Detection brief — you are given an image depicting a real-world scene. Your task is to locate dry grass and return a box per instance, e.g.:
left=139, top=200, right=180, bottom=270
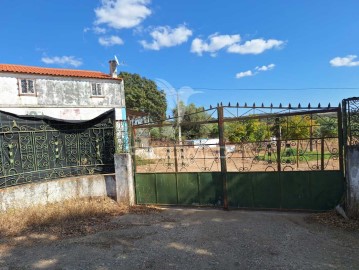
left=306, top=210, right=359, bottom=231
left=0, top=197, right=161, bottom=239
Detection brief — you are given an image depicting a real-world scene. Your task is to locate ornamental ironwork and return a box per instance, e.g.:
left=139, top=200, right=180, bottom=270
left=0, top=110, right=115, bottom=188
left=132, top=104, right=342, bottom=173
left=344, top=97, right=359, bottom=146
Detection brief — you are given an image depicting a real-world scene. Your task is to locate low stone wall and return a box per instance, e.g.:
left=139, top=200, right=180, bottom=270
left=0, top=175, right=116, bottom=211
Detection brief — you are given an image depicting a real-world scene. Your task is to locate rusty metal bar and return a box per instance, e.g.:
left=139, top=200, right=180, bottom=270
left=321, top=137, right=325, bottom=170
left=217, top=106, right=228, bottom=209
left=132, top=108, right=339, bottom=129
left=337, top=106, right=344, bottom=174
left=174, top=145, right=179, bottom=173
left=275, top=117, right=282, bottom=172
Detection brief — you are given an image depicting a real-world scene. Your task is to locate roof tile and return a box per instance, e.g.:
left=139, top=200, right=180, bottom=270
left=0, top=64, right=121, bottom=80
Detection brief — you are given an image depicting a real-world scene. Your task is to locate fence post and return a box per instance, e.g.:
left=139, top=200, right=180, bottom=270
left=114, top=113, right=135, bottom=206
left=217, top=106, right=228, bottom=210
left=337, top=105, right=344, bottom=175
left=341, top=100, right=350, bottom=211
left=275, top=117, right=281, bottom=172
left=320, top=137, right=325, bottom=170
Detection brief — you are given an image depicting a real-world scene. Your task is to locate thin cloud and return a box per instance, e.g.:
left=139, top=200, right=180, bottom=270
left=98, top=35, right=124, bottom=46
left=228, top=39, right=284, bottom=54
left=255, top=63, right=275, bottom=71
left=41, top=56, right=83, bottom=67
left=236, top=63, right=276, bottom=79
left=140, top=25, right=192, bottom=50
left=93, top=26, right=107, bottom=34
left=95, top=0, right=151, bottom=30
left=83, top=26, right=107, bottom=34
left=236, top=70, right=254, bottom=79
left=330, top=55, right=359, bottom=67
left=191, top=34, right=241, bottom=56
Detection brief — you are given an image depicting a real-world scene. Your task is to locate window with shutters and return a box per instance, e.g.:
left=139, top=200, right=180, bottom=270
left=18, top=79, right=36, bottom=95
left=91, top=83, right=103, bottom=96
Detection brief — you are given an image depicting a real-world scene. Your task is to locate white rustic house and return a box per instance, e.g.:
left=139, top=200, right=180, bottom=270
left=0, top=61, right=125, bottom=121
left=0, top=61, right=133, bottom=210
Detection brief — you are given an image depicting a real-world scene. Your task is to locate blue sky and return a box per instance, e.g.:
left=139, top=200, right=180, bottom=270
left=1, top=0, right=359, bottom=111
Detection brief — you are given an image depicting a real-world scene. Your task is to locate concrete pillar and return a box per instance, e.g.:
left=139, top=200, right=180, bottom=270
left=114, top=153, right=135, bottom=206
left=347, top=146, right=359, bottom=216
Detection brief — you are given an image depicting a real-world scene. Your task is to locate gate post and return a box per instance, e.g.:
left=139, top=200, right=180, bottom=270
left=342, top=98, right=359, bottom=217
left=275, top=117, right=281, bottom=172
left=114, top=153, right=135, bottom=205
left=114, top=114, right=135, bottom=206
left=337, top=105, right=344, bottom=175
left=217, top=106, right=228, bottom=209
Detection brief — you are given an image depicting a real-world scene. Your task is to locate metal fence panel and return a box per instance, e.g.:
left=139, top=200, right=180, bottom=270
left=0, top=110, right=115, bottom=188
left=132, top=104, right=344, bottom=210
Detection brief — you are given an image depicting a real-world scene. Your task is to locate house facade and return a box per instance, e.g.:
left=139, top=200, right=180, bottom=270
left=0, top=62, right=125, bottom=121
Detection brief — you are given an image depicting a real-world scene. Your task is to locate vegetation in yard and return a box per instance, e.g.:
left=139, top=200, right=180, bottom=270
left=306, top=210, right=359, bottom=231
left=120, top=71, right=167, bottom=121
left=0, top=197, right=161, bottom=239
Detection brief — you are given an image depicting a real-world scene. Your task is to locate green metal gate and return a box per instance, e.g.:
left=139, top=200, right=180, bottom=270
left=132, top=103, right=344, bottom=211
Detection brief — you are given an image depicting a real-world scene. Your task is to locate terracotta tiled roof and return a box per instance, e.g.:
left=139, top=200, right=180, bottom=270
left=0, top=64, right=121, bottom=80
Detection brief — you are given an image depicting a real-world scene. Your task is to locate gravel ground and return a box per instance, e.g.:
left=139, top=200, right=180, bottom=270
left=1, top=208, right=359, bottom=270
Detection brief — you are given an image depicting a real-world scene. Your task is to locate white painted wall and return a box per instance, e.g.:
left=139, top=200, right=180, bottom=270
left=0, top=73, right=125, bottom=120
left=0, top=175, right=116, bottom=211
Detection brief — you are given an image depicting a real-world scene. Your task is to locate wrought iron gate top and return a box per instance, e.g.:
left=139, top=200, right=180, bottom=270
left=131, top=103, right=343, bottom=174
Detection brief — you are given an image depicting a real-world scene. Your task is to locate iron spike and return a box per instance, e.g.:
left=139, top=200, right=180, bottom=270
left=279, top=103, right=282, bottom=108
left=288, top=103, right=292, bottom=109
left=327, top=103, right=331, bottom=108
left=261, top=103, right=264, bottom=108
left=298, top=103, right=301, bottom=108
left=236, top=102, right=239, bottom=107
left=220, top=102, right=223, bottom=106
left=338, top=103, right=342, bottom=108
left=228, top=102, right=231, bottom=106
left=318, top=103, right=321, bottom=108
left=253, top=102, right=256, bottom=108
left=270, top=103, right=273, bottom=108
left=308, top=103, right=311, bottom=109
left=244, top=102, right=247, bottom=107
left=210, top=105, right=212, bottom=109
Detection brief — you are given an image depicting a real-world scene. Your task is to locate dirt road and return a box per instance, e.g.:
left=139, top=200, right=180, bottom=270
left=1, top=208, right=359, bottom=269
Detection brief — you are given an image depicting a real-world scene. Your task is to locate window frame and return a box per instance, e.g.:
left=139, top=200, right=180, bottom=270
left=91, top=83, right=104, bottom=97
left=18, top=79, right=37, bottom=96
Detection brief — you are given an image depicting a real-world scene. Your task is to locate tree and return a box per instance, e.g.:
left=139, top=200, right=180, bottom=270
left=119, top=72, right=167, bottom=121
left=172, top=102, right=217, bottom=140
left=225, top=119, right=270, bottom=143
left=280, top=115, right=311, bottom=140
left=314, top=115, right=338, bottom=138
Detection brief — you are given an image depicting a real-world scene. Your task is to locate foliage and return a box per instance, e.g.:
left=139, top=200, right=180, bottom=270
left=149, top=125, right=176, bottom=141
left=172, top=102, right=217, bottom=139
left=280, top=115, right=311, bottom=140
left=119, top=72, right=167, bottom=121
left=314, top=115, right=338, bottom=138
left=225, top=119, right=270, bottom=143
left=225, top=115, right=317, bottom=142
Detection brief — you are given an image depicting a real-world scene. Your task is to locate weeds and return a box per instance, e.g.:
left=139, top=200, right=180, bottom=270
left=0, top=197, right=160, bottom=239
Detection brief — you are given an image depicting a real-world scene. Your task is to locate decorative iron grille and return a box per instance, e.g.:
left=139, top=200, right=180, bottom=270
left=344, top=97, right=359, bottom=146
left=0, top=110, right=115, bottom=188
left=132, top=104, right=342, bottom=173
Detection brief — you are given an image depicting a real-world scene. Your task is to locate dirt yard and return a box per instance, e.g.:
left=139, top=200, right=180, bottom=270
left=1, top=208, right=359, bottom=270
